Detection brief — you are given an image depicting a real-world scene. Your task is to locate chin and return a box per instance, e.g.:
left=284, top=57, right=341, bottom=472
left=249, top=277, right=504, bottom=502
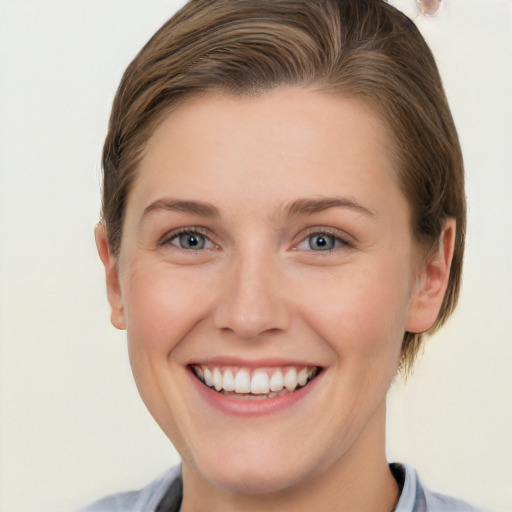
left=208, top=464, right=306, bottom=495
left=189, top=441, right=323, bottom=496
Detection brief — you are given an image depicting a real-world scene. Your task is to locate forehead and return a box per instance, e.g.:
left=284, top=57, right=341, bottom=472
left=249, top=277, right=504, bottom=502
left=128, top=89, right=406, bottom=224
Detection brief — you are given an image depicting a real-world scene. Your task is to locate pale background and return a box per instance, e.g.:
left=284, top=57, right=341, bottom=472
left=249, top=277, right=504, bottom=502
left=0, top=0, right=510, bottom=511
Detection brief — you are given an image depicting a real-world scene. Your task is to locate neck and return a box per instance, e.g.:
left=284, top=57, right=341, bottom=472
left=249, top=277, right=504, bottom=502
left=180, top=403, right=399, bottom=512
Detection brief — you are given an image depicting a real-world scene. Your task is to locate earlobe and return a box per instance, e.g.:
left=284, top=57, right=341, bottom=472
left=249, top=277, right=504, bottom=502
left=405, top=219, right=456, bottom=334
left=95, top=224, right=126, bottom=330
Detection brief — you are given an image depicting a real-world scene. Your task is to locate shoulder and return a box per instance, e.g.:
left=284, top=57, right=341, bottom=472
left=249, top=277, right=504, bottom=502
left=72, top=466, right=180, bottom=512
left=394, top=463, right=491, bottom=512
left=424, top=489, right=488, bottom=512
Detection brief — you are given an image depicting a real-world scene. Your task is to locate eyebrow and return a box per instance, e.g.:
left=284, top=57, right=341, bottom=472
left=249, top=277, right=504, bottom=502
left=281, top=196, right=375, bottom=218
left=141, top=198, right=221, bottom=220
left=140, top=195, right=374, bottom=224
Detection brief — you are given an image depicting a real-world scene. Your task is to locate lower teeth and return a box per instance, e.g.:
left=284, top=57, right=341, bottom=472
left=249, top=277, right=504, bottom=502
left=219, top=389, right=290, bottom=399
left=199, top=379, right=312, bottom=398
left=223, top=392, right=275, bottom=400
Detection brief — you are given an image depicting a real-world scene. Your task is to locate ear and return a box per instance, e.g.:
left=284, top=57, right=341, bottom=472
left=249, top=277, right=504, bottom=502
left=95, top=223, right=126, bottom=330
left=405, top=218, right=456, bottom=334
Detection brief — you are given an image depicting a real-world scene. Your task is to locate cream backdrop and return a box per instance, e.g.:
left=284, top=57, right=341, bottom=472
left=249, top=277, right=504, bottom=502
left=0, top=1, right=510, bottom=511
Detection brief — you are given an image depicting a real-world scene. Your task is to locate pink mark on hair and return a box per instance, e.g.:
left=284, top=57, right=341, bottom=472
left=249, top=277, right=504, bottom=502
left=416, top=0, right=443, bottom=17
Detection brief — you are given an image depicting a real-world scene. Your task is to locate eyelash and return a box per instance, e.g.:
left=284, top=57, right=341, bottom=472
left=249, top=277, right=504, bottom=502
left=159, top=227, right=352, bottom=253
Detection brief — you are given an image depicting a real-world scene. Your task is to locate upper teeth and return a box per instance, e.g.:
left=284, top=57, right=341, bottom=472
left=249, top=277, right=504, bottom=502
left=193, top=365, right=317, bottom=395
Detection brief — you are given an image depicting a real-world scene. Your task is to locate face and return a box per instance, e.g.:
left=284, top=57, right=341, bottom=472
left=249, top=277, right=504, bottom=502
left=98, top=89, right=450, bottom=497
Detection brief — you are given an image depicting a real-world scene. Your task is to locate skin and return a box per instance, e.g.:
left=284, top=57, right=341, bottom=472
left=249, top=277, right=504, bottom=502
left=96, top=89, right=455, bottom=512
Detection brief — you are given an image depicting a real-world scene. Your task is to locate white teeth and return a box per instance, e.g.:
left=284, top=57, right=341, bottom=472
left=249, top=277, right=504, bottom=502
left=223, top=369, right=235, bottom=391
left=297, top=367, right=308, bottom=387
left=234, top=369, right=251, bottom=393
left=195, top=366, right=204, bottom=380
left=269, top=370, right=284, bottom=392
left=283, top=368, right=297, bottom=391
left=203, top=366, right=213, bottom=387
left=251, top=370, right=270, bottom=394
left=213, top=368, right=223, bottom=391
left=194, top=365, right=317, bottom=395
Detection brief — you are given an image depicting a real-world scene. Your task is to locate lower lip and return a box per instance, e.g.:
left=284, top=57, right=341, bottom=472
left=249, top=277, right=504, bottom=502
left=188, top=368, right=322, bottom=417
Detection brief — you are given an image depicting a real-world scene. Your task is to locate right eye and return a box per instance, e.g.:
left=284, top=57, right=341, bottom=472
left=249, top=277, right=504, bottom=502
left=161, top=229, right=215, bottom=251
left=304, top=233, right=338, bottom=251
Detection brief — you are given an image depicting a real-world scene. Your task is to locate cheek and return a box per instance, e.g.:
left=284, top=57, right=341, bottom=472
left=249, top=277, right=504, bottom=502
left=120, top=264, right=215, bottom=439
left=296, top=260, right=411, bottom=364
left=122, top=263, right=214, bottom=354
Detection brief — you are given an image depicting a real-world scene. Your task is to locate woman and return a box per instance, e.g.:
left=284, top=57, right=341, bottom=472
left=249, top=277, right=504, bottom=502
left=81, top=0, right=483, bottom=510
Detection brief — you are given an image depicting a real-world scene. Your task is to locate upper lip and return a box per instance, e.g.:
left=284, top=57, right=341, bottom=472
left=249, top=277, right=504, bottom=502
left=187, top=356, right=323, bottom=369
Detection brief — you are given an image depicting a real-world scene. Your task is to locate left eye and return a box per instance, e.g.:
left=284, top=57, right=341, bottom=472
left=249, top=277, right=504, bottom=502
left=169, top=231, right=212, bottom=250
left=297, top=232, right=343, bottom=251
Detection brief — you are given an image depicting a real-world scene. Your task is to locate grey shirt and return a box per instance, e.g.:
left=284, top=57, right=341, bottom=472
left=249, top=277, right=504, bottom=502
left=74, top=463, right=487, bottom=512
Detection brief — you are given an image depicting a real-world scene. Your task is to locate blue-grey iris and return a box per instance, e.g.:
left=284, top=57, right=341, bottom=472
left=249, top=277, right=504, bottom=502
left=308, top=234, right=335, bottom=251
left=179, top=232, right=205, bottom=250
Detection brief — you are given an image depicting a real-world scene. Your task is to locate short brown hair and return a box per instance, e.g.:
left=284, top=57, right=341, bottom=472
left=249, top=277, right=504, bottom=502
left=101, top=0, right=465, bottom=372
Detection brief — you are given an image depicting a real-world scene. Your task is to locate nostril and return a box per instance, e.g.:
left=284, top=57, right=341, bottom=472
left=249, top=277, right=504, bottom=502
left=213, top=301, right=290, bottom=339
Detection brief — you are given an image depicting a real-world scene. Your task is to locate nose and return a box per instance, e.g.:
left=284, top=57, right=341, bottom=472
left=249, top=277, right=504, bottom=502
left=212, top=250, right=291, bottom=339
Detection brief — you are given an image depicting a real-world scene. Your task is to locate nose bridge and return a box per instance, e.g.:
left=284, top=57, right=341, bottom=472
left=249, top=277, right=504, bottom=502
left=213, top=245, right=289, bottom=338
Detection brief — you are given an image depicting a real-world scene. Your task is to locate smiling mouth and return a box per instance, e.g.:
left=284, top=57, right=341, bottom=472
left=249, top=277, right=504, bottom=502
left=191, top=365, right=320, bottom=399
